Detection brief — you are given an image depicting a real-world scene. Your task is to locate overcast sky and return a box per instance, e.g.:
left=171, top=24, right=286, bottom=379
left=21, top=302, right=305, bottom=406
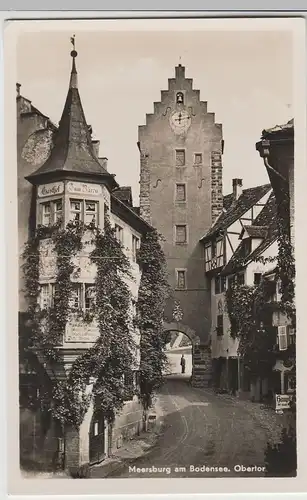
left=17, top=28, right=293, bottom=205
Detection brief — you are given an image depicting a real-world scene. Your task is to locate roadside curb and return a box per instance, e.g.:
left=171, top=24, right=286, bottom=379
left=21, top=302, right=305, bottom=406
left=90, top=395, right=165, bottom=478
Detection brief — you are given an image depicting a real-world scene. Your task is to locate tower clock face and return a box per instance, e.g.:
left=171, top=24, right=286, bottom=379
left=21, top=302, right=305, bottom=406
left=169, top=110, right=191, bottom=134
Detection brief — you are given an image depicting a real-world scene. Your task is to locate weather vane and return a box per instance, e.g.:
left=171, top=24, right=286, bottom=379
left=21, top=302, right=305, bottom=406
left=70, top=34, right=77, bottom=58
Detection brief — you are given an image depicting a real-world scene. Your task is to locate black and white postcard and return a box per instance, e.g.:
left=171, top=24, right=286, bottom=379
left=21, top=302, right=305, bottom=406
left=4, top=16, right=307, bottom=497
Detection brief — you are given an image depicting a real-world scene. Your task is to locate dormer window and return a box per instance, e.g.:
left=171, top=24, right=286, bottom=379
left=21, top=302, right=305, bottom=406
left=40, top=199, right=62, bottom=226
left=176, top=92, right=184, bottom=104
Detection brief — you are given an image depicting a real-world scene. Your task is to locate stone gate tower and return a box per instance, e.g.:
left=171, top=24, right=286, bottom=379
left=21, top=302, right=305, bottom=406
left=138, top=64, right=224, bottom=383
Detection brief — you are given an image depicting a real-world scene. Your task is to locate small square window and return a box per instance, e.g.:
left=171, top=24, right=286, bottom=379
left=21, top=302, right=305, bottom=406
left=85, top=201, right=98, bottom=224
left=176, top=270, right=186, bottom=289
left=132, top=235, right=140, bottom=262
left=69, top=284, right=81, bottom=310
left=216, top=314, right=223, bottom=335
left=237, top=273, right=245, bottom=286
left=176, top=184, right=186, bottom=202
left=176, top=149, right=185, bottom=166
left=175, top=225, right=187, bottom=244
left=115, top=224, right=124, bottom=244
left=254, top=273, right=262, bottom=286
left=85, top=285, right=95, bottom=310
left=70, top=200, right=82, bottom=221
left=40, top=284, right=50, bottom=309
left=194, top=153, right=202, bottom=165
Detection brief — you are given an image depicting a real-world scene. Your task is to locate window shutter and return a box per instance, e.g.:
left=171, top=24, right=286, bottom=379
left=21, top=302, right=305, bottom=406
left=278, top=325, right=288, bottom=351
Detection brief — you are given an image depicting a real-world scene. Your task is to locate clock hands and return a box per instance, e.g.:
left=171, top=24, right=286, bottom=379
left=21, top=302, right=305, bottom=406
left=174, top=112, right=191, bottom=124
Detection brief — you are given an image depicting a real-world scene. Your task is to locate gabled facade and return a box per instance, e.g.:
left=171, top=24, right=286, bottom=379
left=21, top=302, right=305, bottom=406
left=200, top=179, right=279, bottom=396
left=18, top=47, right=153, bottom=474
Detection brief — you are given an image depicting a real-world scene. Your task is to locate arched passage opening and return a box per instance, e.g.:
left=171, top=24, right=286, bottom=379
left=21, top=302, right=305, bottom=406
left=163, top=321, right=200, bottom=378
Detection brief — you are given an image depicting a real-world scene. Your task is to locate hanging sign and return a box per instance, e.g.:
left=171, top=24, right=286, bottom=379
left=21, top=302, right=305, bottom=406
left=275, top=394, right=293, bottom=411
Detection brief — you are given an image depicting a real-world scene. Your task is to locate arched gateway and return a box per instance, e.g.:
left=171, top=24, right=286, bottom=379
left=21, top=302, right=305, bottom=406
left=163, top=322, right=212, bottom=387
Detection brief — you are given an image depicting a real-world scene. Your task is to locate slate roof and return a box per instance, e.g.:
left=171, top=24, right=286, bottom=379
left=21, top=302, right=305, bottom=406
left=200, top=183, right=272, bottom=242
left=113, top=186, right=133, bottom=206
left=242, top=225, right=269, bottom=239
left=26, top=53, right=117, bottom=189
left=221, top=192, right=277, bottom=276
left=261, top=118, right=294, bottom=139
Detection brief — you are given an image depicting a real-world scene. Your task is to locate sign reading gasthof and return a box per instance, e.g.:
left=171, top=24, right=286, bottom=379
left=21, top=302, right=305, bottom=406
left=67, top=181, right=102, bottom=196
left=38, top=182, right=64, bottom=198
left=275, top=394, right=293, bottom=411
left=65, top=320, right=99, bottom=343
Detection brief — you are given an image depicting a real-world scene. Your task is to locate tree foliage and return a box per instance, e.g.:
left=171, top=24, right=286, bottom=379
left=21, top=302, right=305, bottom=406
left=136, top=230, right=170, bottom=409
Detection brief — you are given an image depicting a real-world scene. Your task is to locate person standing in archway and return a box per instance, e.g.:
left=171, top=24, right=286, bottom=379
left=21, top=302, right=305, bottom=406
left=180, top=354, right=186, bottom=374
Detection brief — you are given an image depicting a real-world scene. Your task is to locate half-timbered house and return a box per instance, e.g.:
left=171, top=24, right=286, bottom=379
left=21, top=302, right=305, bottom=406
left=200, top=179, right=279, bottom=397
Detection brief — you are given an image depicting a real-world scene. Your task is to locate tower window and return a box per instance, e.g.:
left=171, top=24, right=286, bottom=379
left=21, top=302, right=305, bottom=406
left=176, top=92, right=184, bottom=104
left=70, top=199, right=99, bottom=225
left=85, top=285, right=96, bottom=310
left=40, top=199, right=62, bottom=226
left=194, top=153, right=203, bottom=165
left=176, top=184, right=186, bottom=202
left=175, top=225, right=187, bottom=244
left=85, top=201, right=98, bottom=224
left=176, top=269, right=187, bottom=289
left=176, top=149, right=185, bottom=166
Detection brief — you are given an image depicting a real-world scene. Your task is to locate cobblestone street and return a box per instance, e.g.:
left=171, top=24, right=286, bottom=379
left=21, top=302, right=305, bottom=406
left=91, top=374, right=286, bottom=479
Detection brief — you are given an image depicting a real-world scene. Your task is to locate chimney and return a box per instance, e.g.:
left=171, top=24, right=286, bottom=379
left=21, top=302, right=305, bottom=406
left=91, top=140, right=100, bottom=157
left=99, top=157, right=108, bottom=171
left=232, top=178, right=243, bottom=200
left=16, top=83, right=21, bottom=97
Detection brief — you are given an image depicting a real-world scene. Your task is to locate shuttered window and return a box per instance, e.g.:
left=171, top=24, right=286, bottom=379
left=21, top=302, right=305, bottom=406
left=277, top=326, right=288, bottom=351
left=176, top=149, right=185, bottom=166
left=176, top=184, right=186, bottom=202
left=175, top=225, right=187, bottom=244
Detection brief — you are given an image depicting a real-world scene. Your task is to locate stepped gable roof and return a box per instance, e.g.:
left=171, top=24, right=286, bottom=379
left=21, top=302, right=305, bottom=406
left=221, top=192, right=277, bottom=276
left=200, top=183, right=272, bottom=242
left=26, top=43, right=117, bottom=190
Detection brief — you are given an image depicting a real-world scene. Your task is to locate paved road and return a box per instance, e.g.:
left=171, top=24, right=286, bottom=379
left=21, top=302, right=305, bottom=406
left=111, top=374, right=273, bottom=478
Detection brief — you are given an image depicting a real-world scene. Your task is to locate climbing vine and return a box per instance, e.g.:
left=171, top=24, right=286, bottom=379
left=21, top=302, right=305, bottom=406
left=22, top=217, right=136, bottom=428
left=136, top=230, right=170, bottom=409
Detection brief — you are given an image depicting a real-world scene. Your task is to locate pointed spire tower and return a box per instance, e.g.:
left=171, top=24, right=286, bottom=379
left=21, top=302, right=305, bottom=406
left=27, top=37, right=117, bottom=190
